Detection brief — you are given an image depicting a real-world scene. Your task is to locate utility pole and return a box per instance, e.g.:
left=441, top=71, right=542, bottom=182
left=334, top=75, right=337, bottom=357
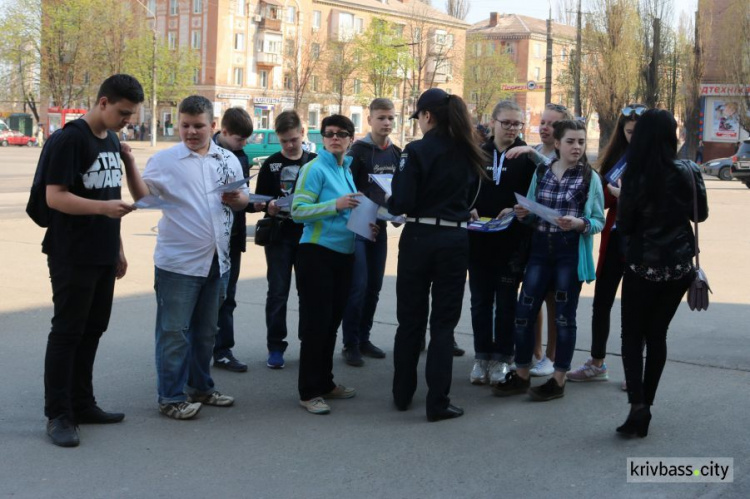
left=574, top=0, right=582, bottom=118
left=545, top=4, right=553, bottom=105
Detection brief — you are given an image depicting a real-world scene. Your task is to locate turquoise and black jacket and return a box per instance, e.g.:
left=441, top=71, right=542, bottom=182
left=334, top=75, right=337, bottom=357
left=292, top=148, right=357, bottom=254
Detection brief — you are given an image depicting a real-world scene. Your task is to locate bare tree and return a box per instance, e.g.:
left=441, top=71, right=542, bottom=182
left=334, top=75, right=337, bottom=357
left=445, top=0, right=470, bottom=21
left=463, top=34, right=517, bottom=121
left=284, top=31, right=324, bottom=109
left=326, top=37, right=362, bottom=112
left=555, top=0, right=578, bottom=26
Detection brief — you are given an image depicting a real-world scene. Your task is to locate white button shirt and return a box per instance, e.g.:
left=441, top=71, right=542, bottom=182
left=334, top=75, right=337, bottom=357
left=143, top=141, right=248, bottom=277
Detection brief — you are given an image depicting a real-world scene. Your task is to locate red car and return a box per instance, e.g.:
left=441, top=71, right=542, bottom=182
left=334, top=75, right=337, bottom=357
left=0, top=130, right=37, bottom=147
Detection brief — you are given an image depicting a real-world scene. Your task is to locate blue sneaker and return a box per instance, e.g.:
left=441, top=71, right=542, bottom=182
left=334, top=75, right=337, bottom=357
left=267, top=350, right=285, bottom=369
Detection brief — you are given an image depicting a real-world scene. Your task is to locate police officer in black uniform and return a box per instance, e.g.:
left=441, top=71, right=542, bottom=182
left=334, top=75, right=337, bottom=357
left=388, top=88, right=488, bottom=422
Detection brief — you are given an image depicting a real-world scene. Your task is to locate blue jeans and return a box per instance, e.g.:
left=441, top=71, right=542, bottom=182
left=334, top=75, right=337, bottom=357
left=154, top=257, right=228, bottom=404
left=264, top=234, right=299, bottom=353
left=342, top=230, right=387, bottom=347
left=514, top=231, right=582, bottom=372
left=215, top=248, right=241, bottom=358
left=468, top=258, right=518, bottom=362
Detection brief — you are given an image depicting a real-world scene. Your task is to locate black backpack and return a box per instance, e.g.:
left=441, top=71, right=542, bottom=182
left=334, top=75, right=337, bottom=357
left=25, top=123, right=105, bottom=227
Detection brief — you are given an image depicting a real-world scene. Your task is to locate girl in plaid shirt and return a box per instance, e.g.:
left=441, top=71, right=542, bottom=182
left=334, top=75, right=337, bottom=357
left=493, top=120, right=604, bottom=402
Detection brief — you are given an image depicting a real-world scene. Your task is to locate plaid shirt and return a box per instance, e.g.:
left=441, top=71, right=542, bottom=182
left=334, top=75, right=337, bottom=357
left=535, top=162, right=591, bottom=233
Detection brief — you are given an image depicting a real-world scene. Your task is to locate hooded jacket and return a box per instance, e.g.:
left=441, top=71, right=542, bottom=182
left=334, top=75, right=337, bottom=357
left=348, top=133, right=402, bottom=203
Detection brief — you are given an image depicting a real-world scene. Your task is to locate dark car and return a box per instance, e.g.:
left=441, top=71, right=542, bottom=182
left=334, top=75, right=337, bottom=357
left=730, top=140, right=750, bottom=188
left=701, top=157, right=734, bottom=181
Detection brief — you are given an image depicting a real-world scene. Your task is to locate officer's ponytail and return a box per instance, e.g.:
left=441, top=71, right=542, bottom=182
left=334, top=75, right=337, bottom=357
left=426, top=94, right=489, bottom=178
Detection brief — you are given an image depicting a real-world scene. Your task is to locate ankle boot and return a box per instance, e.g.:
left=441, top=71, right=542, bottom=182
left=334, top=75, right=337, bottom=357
left=616, top=407, right=652, bottom=438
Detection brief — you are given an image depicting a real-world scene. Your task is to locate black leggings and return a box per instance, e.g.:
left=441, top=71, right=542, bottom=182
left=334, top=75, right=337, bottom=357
left=620, top=269, right=691, bottom=406
left=590, top=230, right=625, bottom=359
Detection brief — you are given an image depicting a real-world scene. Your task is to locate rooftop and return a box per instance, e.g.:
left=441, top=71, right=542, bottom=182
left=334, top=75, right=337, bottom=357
left=313, top=0, right=471, bottom=29
left=469, top=12, right=577, bottom=40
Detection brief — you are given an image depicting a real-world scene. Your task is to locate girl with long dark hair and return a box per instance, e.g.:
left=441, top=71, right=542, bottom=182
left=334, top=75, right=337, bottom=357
left=616, top=109, right=707, bottom=437
left=388, top=88, right=487, bottom=422
left=493, top=120, right=604, bottom=402
left=567, top=105, right=644, bottom=384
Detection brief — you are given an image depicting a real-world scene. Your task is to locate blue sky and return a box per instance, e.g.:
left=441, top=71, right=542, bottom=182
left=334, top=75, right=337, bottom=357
left=457, top=0, right=697, bottom=26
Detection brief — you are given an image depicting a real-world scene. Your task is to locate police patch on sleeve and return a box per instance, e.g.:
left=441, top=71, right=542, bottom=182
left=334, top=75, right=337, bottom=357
left=399, top=153, right=407, bottom=171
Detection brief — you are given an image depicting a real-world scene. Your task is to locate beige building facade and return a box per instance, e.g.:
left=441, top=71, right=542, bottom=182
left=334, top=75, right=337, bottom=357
left=143, top=0, right=468, bottom=140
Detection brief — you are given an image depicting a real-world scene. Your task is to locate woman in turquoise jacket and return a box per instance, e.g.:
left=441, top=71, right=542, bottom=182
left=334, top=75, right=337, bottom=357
left=292, top=114, right=377, bottom=415
left=493, top=119, right=604, bottom=402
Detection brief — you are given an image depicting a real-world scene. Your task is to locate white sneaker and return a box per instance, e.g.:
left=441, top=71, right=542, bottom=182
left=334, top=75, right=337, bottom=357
left=470, top=360, right=489, bottom=385
left=566, top=358, right=609, bottom=382
left=488, top=361, right=512, bottom=386
left=530, top=355, right=554, bottom=377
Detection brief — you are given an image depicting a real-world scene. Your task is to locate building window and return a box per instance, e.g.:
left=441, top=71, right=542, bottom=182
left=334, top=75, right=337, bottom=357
left=311, top=43, right=320, bottom=60
left=534, top=67, right=541, bottom=80
left=237, top=0, right=246, bottom=16
left=310, top=75, right=319, bottom=91
left=191, top=30, right=201, bottom=49
left=312, top=10, right=321, bottom=30
left=269, top=41, right=281, bottom=53
left=392, top=85, right=400, bottom=99
left=193, top=68, right=200, bottom=84
left=535, top=43, right=542, bottom=58
left=339, top=12, right=354, bottom=40
left=561, top=47, right=567, bottom=61
left=354, top=17, right=364, bottom=34
left=353, top=79, right=361, bottom=94
left=170, top=0, right=178, bottom=16
left=193, top=0, right=202, bottom=14
left=351, top=111, right=362, bottom=132
left=287, top=6, right=296, bottom=23
left=284, top=74, right=293, bottom=90
left=168, top=32, right=177, bottom=49
left=259, top=70, right=268, bottom=89
left=308, top=109, right=319, bottom=128
left=413, top=27, right=421, bottom=42
left=234, top=67, right=244, bottom=86
left=234, top=33, right=245, bottom=51
left=147, top=0, right=156, bottom=16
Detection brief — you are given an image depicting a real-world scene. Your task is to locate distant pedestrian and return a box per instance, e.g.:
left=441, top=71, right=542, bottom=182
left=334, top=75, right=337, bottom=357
left=36, top=123, right=45, bottom=147
left=695, top=140, right=704, bottom=164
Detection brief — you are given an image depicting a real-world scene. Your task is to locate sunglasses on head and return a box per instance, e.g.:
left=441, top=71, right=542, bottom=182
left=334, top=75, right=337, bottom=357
left=622, top=105, right=647, bottom=117
left=547, top=104, right=568, bottom=113
left=322, top=131, right=352, bottom=139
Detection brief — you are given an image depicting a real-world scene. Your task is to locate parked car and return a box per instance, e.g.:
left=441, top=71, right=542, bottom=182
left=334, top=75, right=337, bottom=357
left=243, top=129, right=281, bottom=163
left=730, top=139, right=750, bottom=189
left=0, top=130, right=37, bottom=147
left=701, top=157, right=734, bottom=181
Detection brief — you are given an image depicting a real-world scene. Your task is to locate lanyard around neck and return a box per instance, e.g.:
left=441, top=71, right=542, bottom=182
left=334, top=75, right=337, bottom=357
left=493, top=149, right=506, bottom=186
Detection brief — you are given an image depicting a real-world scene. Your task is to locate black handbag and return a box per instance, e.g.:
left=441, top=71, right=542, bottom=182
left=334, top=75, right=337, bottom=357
left=686, top=164, right=711, bottom=311
left=254, top=217, right=281, bottom=247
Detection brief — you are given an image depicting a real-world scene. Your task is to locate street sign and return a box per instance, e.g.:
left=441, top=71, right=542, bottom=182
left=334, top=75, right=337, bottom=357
left=527, top=80, right=537, bottom=90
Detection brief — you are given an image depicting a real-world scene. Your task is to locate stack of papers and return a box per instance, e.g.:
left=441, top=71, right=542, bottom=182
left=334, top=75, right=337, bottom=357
left=468, top=212, right=514, bottom=232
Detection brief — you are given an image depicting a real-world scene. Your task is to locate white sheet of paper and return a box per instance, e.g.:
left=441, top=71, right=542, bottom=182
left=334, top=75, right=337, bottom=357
left=369, top=174, right=393, bottom=197
left=376, top=206, right=405, bottom=224
left=346, top=195, right=379, bottom=241
left=275, top=194, right=294, bottom=211
left=208, top=175, right=256, bottom=194
left=248, top=193, right=274, bottom=203
left=514, top=192, right=562, bottom=227
left=134, top=195, right=177, bottom=210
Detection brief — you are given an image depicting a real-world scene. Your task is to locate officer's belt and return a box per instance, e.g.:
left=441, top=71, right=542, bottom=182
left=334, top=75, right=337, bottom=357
left=405, top=217, right=468, bottom=229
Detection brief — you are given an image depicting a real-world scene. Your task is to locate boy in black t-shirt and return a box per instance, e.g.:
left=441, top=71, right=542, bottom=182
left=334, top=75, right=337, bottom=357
left=255, top=111, right=316, bottom=369
left=42, top=74, right=149, bottom=448
left=211, top=108, right=254, bottom=373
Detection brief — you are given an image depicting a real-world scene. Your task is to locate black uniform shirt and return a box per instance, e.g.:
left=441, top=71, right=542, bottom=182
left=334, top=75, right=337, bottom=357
left=388, top=128, right=477, bottom=221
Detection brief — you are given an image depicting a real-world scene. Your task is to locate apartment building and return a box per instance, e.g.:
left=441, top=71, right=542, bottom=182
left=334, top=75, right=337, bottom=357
left=143, top=0, right=468, bottom=138
left=468, top=12, right=576, bottom=143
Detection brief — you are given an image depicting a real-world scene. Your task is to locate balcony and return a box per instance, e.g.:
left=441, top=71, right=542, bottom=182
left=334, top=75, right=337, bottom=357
left=256, top=52, right=281, bottom=66
left=259, top=17, right=281, bottom=32
left=426, top=71, right=451, bottom=84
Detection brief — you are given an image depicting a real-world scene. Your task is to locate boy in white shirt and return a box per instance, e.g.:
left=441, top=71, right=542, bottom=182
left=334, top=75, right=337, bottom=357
left=137, top=96, right=249, bottom=419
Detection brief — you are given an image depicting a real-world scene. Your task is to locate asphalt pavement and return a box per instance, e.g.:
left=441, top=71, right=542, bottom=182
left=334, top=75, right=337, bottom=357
left=0, top=144, right=747, bottom=498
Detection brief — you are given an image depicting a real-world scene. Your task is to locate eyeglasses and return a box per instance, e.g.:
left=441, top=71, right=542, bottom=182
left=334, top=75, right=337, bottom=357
left=621, top=105, right=647, bottom=117
left=495, top=120, right=525, bottom=130
left=322, top=131, right=352, bottom=139
left=546, top=104, right=568, bottom=113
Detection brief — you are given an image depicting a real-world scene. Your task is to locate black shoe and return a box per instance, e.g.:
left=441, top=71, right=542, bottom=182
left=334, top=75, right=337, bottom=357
left=360, top=341, right=386, bottom=359
left=213, top=352, right=248, bottom=373
left=342, top=346, right=364, bottom=367
left=617, top=407, right=652, bottom=438
left=453, top=341, right=465, bottom=357
left=427, top=404, right=464, bottom=422
left=394, top=399, right=411, bottom=411
left=528, top=378, right=565, bottom=402
left=46, top=416, right=79, bottom=448
left=491, top=371, right=531, bottom=397
left=74, top=405, right=125, bottom=424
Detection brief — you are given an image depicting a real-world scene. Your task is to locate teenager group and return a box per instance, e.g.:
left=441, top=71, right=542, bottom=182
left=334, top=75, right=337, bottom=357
left=37, top=74, right=707, bottom=448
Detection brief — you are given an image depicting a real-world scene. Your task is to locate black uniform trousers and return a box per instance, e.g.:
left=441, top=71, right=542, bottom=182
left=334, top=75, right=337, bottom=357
left=45, top=258, right=116, bottom=419
left=393, top=223, right=468, bottom=415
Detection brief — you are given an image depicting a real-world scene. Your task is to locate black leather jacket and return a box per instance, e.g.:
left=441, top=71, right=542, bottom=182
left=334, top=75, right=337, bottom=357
left=617, top=160, right=708, bottom=266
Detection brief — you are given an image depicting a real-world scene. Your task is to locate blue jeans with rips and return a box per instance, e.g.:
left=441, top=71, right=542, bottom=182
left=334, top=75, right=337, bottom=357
left=341, top=230, right=388, bottom=347
left=514, top=231, right=582, bottom=372
left=154, top=257, right=228, bottom=404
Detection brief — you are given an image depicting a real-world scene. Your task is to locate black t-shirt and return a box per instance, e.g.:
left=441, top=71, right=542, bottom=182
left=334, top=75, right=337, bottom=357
left=256, top=151, right=316, bottom=239
left=42, top=119, right=123, bottom=266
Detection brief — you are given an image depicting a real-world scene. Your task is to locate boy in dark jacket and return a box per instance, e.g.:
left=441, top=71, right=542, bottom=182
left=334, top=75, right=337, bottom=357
left=340, top=98, right=402, bottom=366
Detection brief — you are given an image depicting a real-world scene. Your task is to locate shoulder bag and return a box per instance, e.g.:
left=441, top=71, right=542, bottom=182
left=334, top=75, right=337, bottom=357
left=686, top=163, right=711, bottom=311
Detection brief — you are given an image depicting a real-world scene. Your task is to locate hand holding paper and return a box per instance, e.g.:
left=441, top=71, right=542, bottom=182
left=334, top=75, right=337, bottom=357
left=514, top=192, right=562, bottom=227
left=346, top=195, right=379, bottom=241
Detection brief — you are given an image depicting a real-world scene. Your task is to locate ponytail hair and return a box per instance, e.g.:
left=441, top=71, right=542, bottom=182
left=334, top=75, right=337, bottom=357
left=422, top=94, right=489, bottom=178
